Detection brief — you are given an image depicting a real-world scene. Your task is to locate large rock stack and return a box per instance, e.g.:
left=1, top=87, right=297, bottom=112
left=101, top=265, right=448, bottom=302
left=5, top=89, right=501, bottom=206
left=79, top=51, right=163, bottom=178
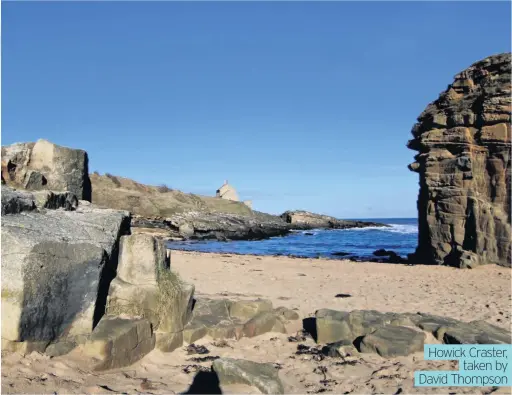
left=2, top=139, right=92, bottom=201
left=408, top=53, right=511, bottom=267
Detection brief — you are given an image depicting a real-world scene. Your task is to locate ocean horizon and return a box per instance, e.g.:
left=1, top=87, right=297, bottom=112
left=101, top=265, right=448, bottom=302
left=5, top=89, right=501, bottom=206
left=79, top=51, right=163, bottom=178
left=168, top=217, right=418, bottom=260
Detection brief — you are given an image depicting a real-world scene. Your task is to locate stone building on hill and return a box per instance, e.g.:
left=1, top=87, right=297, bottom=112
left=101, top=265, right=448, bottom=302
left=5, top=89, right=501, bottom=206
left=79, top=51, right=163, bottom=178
left=216, top=180, right=252, bottom=209
left=216, top=180, right=239, bottom=201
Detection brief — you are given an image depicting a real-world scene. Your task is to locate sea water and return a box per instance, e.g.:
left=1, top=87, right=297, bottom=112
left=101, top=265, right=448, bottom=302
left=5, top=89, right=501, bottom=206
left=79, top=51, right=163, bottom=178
left=168, top=218, right=418, bottom=260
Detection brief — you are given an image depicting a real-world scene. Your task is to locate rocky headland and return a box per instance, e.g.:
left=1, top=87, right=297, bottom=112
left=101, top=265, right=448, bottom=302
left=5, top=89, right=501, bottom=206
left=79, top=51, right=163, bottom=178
left=90, top=173, right=385, bottom=241
left=408, top=53, right=511, bottom=268
left=281, top=210, right=388, bottom=230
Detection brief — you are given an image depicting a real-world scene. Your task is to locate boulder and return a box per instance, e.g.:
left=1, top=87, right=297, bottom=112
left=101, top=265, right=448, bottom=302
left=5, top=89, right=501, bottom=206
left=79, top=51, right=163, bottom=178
left=437, top=320, right=511, bottom=345
left=243, top=312, right=277, bottom=338
left=83, top=317, right=155, bottom=371
left=322, top=340, right=360, bottom=358
left=280, top=210, right=388, bottom=230
left=1, top=196, right=130, bottom=345
left=155, top=331, right=183, bottom=353
left=313, top=309, right=512, bottom=356
left=358, top=326, right=426, bottom=357
left=2, top=139, right=92, bottom=201
left=212, top=358, right=285, bottom=394
left=106, top=234, right=195, bottom=334
left=229, top=299, right=273, bottom=320
left=407, top=53, right=511, bottom=267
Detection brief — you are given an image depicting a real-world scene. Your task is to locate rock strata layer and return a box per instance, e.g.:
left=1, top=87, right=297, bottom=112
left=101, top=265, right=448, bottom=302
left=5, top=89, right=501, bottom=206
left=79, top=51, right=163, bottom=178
left=280, top=210, right=388, bottom=230
left=408, top=53, right=511, bottom=267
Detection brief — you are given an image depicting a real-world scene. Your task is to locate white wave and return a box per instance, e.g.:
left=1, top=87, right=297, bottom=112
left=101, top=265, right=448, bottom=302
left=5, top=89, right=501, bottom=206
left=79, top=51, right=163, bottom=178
left=334, top=224, right=418, bottom=234
left=386, top=224, right=418, bottom=234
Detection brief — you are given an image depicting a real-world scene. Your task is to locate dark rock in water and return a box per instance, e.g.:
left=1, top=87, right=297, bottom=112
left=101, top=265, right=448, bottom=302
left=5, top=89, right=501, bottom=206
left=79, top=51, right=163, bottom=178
left=304, top=232, right=315, bottom=236
left=331, top=251, right=350, bottom=257
left=373, top=249, right=392, bottom=257
left=408, top=53, right=511, bottom=268
left=372, top=249, right=406, bottom=264
left=281, top=210, right=389, bottom=230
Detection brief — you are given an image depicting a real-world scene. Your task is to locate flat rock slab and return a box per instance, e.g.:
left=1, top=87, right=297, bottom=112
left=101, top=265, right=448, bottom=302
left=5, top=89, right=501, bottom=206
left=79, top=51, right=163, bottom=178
left=438, top=320, right=512, bottom=345
left=83, top=317, right=155, bottom=371
left=313, top=309, right=512, bottom=356
left=212, top=357, right=285, bottom=394
left=359, top=326, right=426, bottom=357
left=182, top=298, right=301, bottom=344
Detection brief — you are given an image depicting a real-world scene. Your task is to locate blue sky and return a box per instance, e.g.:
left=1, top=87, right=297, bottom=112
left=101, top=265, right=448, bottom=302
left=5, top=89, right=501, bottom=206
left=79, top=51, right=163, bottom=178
left=2, top=1, right=510, bottom=218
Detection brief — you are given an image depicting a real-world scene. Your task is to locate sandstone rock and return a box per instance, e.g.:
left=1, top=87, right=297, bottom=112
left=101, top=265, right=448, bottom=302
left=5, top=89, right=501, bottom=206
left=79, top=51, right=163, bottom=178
left=178, top=222, right=195, bottom=239
left=313, top=309, right=512, bottom=354
left=358, top=326, right=425, bottom=357
left=280, top=210, right=388, bottom=230
left=229, top=299, right=273, bottom=320
left=83, top=317, right=155, bottom=371
left=322, top=340, right=360, bottom=358
left=1, top=185, right=36, bottom=214
left=243, top=312, right=277, bottom=338
left=106, top=234, right=195, bottom=333
left=437, top=320, right=511, bottom=345
left=408, top=53, right=511, bottom=267
left=2, top=139, right=91, bottom=201
left=115, top=234, right=168, bottom=286
left=212, top=358, right=285, bottom=394
left=1, top=186, right=78, bottom=215
left=315, top=309, right=399, bottom=344
left=1, top=200, right=130, bottom=344
left=274, top=306, right=300, bottom=321
left=155, top=331, right=183, bottom=352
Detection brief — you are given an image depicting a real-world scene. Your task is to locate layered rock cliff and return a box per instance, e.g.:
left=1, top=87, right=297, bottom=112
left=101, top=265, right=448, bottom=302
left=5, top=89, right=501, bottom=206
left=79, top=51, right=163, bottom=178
left=408, top=53, right=511, bottom=268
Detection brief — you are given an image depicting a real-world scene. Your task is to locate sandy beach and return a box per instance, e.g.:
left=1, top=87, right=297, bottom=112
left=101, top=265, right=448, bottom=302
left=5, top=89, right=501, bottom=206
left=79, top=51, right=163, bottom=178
left=2, top=251, right=510, bottom=395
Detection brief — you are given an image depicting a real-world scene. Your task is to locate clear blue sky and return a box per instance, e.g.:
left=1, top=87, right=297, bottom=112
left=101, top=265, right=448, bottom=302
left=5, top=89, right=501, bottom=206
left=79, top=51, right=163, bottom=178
left=2, top=1, right=510, bottom=218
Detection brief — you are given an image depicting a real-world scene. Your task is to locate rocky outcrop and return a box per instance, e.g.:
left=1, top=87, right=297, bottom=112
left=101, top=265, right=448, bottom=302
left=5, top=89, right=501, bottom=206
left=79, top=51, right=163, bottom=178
left=132, top=211, right=291, bottom=241
left=315, top=309, right=511, bottom=357
left=106, top=234, right=196, bottom=353
left=82, top=316, right=156, bottom=371
left=1, top=186, right=131, bottom=349
left=280, top=210, right=388, bottom=230
left=2, top=139, right=92, bottom=201
left=182, top=298, right=302, bottom=345
left=91, top=173, right=290, bottom=241
left=408, top=53, right=511, bottom=267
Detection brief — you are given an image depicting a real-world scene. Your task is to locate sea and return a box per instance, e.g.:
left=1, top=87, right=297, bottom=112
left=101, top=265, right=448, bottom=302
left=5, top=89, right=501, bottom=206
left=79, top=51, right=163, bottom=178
left=167, top=218, right=418, bottom=261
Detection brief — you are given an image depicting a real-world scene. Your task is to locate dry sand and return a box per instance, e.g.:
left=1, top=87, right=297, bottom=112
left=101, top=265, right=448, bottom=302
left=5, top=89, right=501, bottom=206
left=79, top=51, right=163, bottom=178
left=2, top=251, right=511, bottom=394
